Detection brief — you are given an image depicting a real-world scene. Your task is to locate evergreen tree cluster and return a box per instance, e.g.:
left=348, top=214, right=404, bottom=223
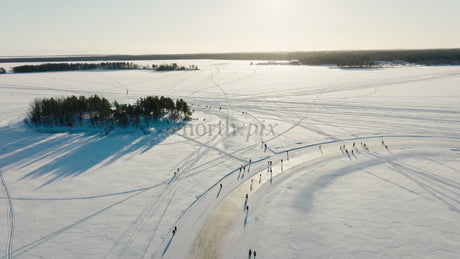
left=0, top=67, right=6, bottom=74
left=152, top=63, right=199, bottom=71
left=12, top=62, right=140, bottom=73
left=27, top=95, right=192, bottom=130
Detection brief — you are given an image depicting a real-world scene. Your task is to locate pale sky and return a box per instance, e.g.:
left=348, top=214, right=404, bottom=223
left=1, top=0, right=459, bottom=56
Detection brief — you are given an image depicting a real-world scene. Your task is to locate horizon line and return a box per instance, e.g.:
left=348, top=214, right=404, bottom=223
left=2, top=47, right=460, bottom=59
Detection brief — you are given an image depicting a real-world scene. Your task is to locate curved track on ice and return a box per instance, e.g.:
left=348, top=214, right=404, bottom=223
left=187, top=136, right=460, bottom=258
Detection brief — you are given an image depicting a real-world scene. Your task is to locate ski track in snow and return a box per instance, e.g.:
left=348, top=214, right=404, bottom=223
left=0, top=169, right=14, bottom=259
left=9, top=189, right=148, bottom=258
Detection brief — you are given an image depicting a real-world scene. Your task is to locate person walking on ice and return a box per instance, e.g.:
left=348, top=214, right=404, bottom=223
left=281, top=158, right=283, bottom=171
left=382, top=140, right=388, bottom=149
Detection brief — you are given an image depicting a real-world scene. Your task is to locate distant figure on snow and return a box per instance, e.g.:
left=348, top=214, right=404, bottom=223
left=220, top=183, right=222, bottom=189
left=254, top=251, right=257, bottom=257
left=249, top=249, right=252, bottom=257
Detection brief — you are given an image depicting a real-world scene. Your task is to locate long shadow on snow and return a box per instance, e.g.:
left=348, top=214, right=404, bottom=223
left=0, top=123, right=184, bottom=187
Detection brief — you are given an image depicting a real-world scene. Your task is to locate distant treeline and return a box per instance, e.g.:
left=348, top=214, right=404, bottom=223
left=27, top=95, right=191, bottom=130
left=11, top=62, right=199, bottom=73
left=296, top=49, right=460, bottom=66
left=2, top=49, right=460, bottom=66
left=12, top=62, right=140, bottom=73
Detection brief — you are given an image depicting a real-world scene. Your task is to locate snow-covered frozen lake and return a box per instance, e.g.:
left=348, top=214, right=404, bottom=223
left=1, top=60, right=459, bottom=258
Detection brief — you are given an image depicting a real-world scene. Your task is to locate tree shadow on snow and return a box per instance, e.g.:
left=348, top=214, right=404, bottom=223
left=0, top=123, right=185, bottom=188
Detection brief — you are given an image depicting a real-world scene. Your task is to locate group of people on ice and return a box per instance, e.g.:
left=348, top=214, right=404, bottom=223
left=340, top=140, right=389, bottom=157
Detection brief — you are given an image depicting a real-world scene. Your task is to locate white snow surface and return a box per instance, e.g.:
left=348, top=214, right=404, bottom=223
left=0, top=60, right=460, bottom=258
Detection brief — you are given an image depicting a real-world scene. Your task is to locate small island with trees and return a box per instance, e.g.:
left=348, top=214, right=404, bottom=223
left=26, top=95, right=192, bottom=134
left=11, top=62, right=199, bottom=73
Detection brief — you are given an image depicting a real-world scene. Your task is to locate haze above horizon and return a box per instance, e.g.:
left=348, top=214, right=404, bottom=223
left=2, top=0, right=459, bottom=56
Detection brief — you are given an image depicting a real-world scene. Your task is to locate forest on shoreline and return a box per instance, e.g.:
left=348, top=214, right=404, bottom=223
left=2, top=49, right=460, bottom=66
